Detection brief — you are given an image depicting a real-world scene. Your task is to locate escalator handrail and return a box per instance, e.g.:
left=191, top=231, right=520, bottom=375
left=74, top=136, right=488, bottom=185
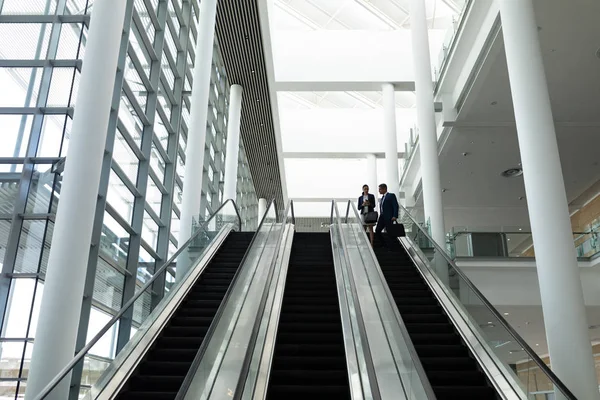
left=331, top=199, right=381, bottom=400
left=175, top=198, right=279, bottom=399
left=34, top=198, right=244, bottom=400
left=345, top=200, right=437, bottom=400
left=351, top=202, right=577, bottom=400
left=231, top=199, right=295, bottom=400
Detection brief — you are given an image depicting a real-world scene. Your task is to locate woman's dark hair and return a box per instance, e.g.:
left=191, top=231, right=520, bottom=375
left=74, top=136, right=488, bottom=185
left=362, top=184, right=369, bottom=189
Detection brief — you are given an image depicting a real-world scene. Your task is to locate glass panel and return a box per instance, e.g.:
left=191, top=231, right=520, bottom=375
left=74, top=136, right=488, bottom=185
left=47, top=67, right=77, bottom=107
left=106, top=169, right=135, bottom=224
left=150, top=143, right=166, bottom=184
left=100, top=212, right=130, bottom=271
left=124, top=54, right=148, bottom=112
left=146, top=177, right=163, bottom=216
left=142, top=211, right=159, bottom=251
left=398, top=206, right=575, bottom=399
left=154, top=116, right=169, bottom=151
left=119, top=94, right=144, bottom=149
left=1, top=0, right=58, bottom=15
left=14, top=219, right=52, bottom=274
left=112, top=129, right=140, bottom=184
left=93, top=259, right=125, bottom=312
left=37, top=114, right=68, bottom=157
left=0, top=115, right=32, bottom=157
left=0, top=23, right=51, bottom=59
left=56, top=23, right=85, bottom=59
left=0, top=67, right=43, bottom=107
left=2, top=279, right=36, bottom=337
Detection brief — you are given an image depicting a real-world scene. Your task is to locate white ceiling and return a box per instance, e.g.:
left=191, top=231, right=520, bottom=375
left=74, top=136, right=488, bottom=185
left=432, top=0, right=600, bottom=224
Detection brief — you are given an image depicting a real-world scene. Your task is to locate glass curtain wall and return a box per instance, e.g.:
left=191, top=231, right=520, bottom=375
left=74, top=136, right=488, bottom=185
left=0, top=0, right=258, bottom=398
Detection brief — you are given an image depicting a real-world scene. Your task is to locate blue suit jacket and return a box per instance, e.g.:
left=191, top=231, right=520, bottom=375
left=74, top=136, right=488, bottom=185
left=358, top=194, right=376, bottom=213
left=379, top=192, right=399, bottom=222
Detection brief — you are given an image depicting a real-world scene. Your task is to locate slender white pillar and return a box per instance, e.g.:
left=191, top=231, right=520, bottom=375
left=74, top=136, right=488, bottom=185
left=499, top=1, right=599, bottom=398
left=25, top=0, right=127, bottom=398
left=258, top=198, right=267, bottom=224
left=381, top=83, right=400, bottom=198
left=177, top=0, right=218, bottom=280
left=366, top=153, right=378, bottom=192
left=223, top=84, right=243, bottom=202
left=409, top=0, right=446, bottom=248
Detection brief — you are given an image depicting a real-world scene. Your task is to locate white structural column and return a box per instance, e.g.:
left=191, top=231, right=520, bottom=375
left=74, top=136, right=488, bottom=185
left=381, top=84, right=400, bottom=197
left=223, top=84, right=243, bottom=202
left=25, top=0, right=128, bottom=398
left=177, top=0, right=218, bottom=280
left=258, top=198, right=267, bottom=224
left=366, top=153, right=378, bottom=191
left=499, top=1, right=599, bottom=398
left=409, top=0, right=446, bottom=248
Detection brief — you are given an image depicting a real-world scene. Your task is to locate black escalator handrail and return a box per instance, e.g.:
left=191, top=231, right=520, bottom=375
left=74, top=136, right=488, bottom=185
left=356, top=203, right=578, bottom=400
left=34, top=198, right=244, bottom=400
left=345, top=200, right=437, bottom=400
left=175, top=198, right=279, bottom=400
left=231, top=199, right=294, bottom=400
left=331, top=200, right=381, bottom=400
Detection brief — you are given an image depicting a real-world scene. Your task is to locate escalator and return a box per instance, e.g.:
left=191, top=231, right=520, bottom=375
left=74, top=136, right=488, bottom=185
left=266, top=232, right=351, bottom=400
left=116, top=231, right=254, bottom=399
left=373, top=242, right=498, bottom=399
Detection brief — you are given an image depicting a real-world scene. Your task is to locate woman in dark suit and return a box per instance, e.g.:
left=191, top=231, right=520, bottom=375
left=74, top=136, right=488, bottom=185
left=358, top=184, right=376, bottom=246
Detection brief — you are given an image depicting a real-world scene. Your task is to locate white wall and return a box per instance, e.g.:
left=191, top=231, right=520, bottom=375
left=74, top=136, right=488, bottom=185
left=280, top=108, right=415, bottom=153
left=457, top=263, right=600, bottom=307
left=272, top=30, right=447, bottom=87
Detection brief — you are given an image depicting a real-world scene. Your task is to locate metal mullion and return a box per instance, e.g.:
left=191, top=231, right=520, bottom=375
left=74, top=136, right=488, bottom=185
left=116, top=119, right=145, bottom=160
left=111, top=163, right=142, bottom=198
left=127, top=47, right=154, bottom=93
left=142, top=0, right=161, bottom=28
left=162, top=46, right=178, bottom=77
left=104, top=204, right=136, bottom=237
left=69, top=2, right=136, bottom=399
left=156, top=105, right=175, bottom=134
left=0, top=60, right=81, bottom=68
left=0, top=15, right=89, bottom=23
left=151, top=0, right=192, bottom=308
left=165, top=16, right=183, bottom=52
left=171, top=0, right=184, bottom=26
left=132, top=8, right=158, bottom=62
left=140, top=239, right=161, bottom=261
left=144, top=203, right=163, bottom=227
left=152, top=133, right=170, bottom=163
left=122, top=81, right=151, bottom=127
left=98, top=253, right=131, bottom=277
left=0, top=107, right=72, bottom=115
left=148, top=169, right=167, bottom=194
left=0, top=0, right=68, bottom=334
left=116, top=0, right=169, bottom=353
left=159, top=74, right=177, bottom=105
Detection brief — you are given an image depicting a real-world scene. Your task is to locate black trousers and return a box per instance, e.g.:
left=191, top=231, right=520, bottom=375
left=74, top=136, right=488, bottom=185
left=375, top=217, right=393, bottom=248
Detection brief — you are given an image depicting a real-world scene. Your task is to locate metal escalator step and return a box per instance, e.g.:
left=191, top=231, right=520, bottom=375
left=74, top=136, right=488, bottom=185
left=153, top=336, right=204, bottom=349
left=140, top=361, right=191, bottom=376
left=404, top=322, right=456, bottom=334
left=127, top=375, right=185, bottom=392
left=419, top=357, right=478, bottom=371
left=267, top=233, right=350, bottom=399
left=432, top=385, right=499, bottom=400
left=410, top=333, right=462, bottom=346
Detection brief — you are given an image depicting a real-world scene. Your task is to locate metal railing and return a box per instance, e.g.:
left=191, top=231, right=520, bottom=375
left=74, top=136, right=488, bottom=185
left=34, top=199, right=243, bottom=400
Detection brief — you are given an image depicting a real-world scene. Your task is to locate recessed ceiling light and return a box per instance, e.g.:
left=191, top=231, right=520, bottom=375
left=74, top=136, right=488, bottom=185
left=518, top=228, right=522, bottom=231
left=504, top=312, right=509, bottom=316
left=491, top=101, right=498, bottom=106
left=256, top=98, right=260, bottom=102
left=507, top=238, right=511, bottom=241
left=501, top=168, right=523, bottom=178
left=536, top=343, right=539, bottom=346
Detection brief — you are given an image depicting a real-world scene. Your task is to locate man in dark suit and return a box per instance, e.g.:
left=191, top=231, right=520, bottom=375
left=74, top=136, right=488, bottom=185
left=376, top=183, right=399, bottom=248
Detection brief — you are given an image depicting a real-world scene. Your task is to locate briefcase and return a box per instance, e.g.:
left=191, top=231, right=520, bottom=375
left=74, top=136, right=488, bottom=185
left=388, top=221, right=406, bottom=237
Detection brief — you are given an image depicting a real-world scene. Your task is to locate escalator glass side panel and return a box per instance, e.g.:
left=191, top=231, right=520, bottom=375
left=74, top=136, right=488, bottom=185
left=266, top=233, right=351, bottom=400
left=115, top=232, right=254, bottom=400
